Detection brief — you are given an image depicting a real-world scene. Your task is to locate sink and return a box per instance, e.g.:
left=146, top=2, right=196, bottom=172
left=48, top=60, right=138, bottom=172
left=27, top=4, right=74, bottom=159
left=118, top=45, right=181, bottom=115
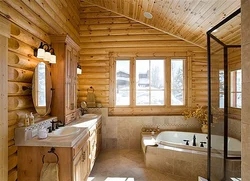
left=48, top=127, right=80, bottom=137
left=80, top=114, right=98, bottom=119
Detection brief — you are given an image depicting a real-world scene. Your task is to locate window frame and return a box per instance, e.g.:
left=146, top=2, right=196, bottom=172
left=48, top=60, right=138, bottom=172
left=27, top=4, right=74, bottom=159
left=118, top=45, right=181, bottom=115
left=112, top=57, right=187, bottom=110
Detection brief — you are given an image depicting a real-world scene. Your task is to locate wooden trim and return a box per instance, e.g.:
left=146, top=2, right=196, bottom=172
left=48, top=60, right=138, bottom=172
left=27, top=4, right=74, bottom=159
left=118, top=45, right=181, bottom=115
left=109, top=52, right=115, bottom=107
left=0, top=15, right=10, bottom=181
left=50, top=35, right=80, bottom=51
left=187, top=56, right=193, bottom=108
left=166, top=57, right=171, bottom=107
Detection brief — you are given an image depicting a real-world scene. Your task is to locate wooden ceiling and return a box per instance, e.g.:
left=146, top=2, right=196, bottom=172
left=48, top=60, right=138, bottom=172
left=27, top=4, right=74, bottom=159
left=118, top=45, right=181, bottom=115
left=83, top=0, right=241, bottom=49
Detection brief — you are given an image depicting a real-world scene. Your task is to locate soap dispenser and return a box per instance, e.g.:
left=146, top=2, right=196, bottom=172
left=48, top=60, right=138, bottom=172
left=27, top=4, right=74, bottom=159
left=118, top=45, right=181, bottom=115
left=24, top=113, right=29, bottom=127
left=29, top=112, right=34, bottom=125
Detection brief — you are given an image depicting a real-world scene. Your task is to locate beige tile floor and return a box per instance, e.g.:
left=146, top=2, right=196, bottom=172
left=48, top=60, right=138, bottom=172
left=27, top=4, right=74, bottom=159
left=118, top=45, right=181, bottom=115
left=88, top=149, right=195, bottom=181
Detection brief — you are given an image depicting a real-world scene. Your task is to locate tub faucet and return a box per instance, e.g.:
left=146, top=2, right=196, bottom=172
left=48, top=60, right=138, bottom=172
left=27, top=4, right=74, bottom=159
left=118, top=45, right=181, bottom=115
left=193, top=134, right=196, bottom=146
left=183, top=139, right=189, bottom=145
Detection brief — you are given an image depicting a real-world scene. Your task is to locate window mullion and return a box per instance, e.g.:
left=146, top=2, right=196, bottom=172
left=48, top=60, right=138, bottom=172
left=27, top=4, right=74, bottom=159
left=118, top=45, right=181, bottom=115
left=131, top=57, right=135, bottom=107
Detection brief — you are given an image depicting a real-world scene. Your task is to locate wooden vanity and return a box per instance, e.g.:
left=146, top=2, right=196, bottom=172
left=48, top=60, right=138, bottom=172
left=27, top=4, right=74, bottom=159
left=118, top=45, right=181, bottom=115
left=17, top=117, right=102, bottom=181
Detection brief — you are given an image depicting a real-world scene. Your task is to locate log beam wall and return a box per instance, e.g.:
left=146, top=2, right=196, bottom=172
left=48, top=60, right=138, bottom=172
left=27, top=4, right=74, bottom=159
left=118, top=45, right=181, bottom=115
left=79, top=3, right=208, bottom=115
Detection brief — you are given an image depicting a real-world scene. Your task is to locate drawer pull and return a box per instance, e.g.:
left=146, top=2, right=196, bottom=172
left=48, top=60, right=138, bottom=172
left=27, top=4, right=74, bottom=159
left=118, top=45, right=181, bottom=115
left=82, top=151, right=86, bottom=162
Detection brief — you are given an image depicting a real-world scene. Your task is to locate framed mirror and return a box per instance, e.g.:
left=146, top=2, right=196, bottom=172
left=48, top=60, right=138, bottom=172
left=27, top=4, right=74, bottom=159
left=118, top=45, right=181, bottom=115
left=32, top=62, right=52, bottom=116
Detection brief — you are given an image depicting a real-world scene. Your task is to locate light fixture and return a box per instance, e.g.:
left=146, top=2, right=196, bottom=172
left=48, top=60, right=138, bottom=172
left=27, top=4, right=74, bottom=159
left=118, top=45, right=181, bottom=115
left=77, top=63, right=82, bottom=74
left=37, top=42, right=45, bottom=58
left=34, top=42, right=56, bottom=64
left=144, top=12, right=153, bottom=19
left=49, top=48, right=56, bottom=64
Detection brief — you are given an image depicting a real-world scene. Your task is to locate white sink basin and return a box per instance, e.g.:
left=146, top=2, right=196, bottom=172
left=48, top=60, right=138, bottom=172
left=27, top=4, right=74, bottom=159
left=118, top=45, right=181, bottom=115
left=48, top=127, right=80, bottom=137
left=80, top=114, right=98, bottom=119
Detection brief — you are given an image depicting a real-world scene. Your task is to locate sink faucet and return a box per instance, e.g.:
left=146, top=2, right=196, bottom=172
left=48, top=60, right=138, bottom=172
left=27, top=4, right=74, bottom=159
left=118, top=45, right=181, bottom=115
left=193, top=134, right=196, bottom=146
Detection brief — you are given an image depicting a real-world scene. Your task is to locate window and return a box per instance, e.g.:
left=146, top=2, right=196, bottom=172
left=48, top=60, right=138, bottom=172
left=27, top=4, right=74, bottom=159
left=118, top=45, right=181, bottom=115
left=219, top=70, right=224, bottom=108
left=113, top=58, right=186, bottom=108
left=230, top=69, right=241, bottom=108
left=136, top=59, right=164, bottom=105
left=171, top=59, right=184, bottom=105
left=115, top=60, right=130, bottom=106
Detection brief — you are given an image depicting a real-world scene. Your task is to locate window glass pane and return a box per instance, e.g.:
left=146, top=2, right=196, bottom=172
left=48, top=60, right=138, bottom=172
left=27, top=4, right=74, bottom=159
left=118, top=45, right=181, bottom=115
left=116, top=60, right=130, bottom=105
left=151, top=91, right=164, bottom=105
left=171, top=90, right=184, bottom=105
left=136, top=60, right=149, bottom=88
left=230, top=69, right=242, bottom=108
left=136, top=91, right=149, bottom=105
left=236, top=70, right=241, bottom=92
left=237, top=93, right=242, bottom=108
left=220, top=93, right=224, bottom=108
left=171, top=59, right=184, bottom=105
left=150, top=60, right=164, bottom=89
left=219, top=70, right=224, bottom=108
left=136, top=60, right=164, bottom=105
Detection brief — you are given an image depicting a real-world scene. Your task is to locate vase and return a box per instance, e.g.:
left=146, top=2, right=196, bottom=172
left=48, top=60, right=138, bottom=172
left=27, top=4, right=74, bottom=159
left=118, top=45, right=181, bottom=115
left=201, top=124, right=208, bottom=133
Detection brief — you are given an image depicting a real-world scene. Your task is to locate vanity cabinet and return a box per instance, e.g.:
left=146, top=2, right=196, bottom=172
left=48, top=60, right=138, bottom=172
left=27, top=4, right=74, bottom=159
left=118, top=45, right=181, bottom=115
left=51, top=35, right=80, bottom=125
left=73, top=137, right=89, bottom=181
left=17, top=118, right=102, bottom=181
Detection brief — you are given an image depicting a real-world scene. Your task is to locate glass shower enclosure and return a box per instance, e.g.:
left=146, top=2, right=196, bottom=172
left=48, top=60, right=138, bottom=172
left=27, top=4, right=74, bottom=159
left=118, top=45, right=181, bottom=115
left=207, top=9, right=241, bottom=181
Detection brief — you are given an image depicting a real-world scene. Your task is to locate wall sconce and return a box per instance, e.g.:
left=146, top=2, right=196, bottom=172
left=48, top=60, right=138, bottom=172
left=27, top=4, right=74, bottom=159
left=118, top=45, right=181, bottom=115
left=35, top=42, right=56, bottom=64
left=77, top=63, right=82, bottom=74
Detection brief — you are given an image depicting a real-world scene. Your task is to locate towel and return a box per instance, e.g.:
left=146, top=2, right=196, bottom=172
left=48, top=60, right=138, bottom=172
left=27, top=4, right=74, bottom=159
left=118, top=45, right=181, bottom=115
left=40, top=163, right=59, bottom=181
left=86, top=92, right=96, bottom=107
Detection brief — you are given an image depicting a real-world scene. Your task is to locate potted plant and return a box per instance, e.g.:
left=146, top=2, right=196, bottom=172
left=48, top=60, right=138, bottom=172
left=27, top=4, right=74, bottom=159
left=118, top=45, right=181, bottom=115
left=183, top=105, right=209, bottom=133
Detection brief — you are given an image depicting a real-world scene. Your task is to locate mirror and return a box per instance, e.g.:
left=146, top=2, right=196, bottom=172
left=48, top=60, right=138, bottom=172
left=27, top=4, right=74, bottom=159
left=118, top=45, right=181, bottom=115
left=32, top=62, right=52, bottom=116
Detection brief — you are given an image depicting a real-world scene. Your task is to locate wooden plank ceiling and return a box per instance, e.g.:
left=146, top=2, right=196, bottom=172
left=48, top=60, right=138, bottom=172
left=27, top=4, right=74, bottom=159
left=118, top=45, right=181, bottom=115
left=83, top=0, right=241, bottom=49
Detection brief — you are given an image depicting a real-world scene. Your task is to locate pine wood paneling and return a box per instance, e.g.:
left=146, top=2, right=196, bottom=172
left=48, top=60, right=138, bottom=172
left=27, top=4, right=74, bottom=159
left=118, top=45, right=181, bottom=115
left=79, top=4, right=208, bottom=115
left=84, top=0, right=240, bottom=49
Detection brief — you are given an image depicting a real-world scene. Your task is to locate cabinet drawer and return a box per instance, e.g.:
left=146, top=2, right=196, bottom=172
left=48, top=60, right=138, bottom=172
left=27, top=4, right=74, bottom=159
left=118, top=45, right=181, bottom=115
left=72, top=134, right=89, bottom=158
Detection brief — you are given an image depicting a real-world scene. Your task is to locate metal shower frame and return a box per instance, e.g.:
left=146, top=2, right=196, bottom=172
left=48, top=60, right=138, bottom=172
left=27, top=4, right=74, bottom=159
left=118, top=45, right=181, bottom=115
left=207, top=8, right=241, bottom=181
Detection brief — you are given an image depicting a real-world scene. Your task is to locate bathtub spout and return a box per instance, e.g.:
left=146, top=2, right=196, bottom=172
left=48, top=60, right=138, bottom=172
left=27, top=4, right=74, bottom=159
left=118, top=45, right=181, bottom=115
left=193, top=135, right=196, bottom=146
left=183, top=139, right=189, bottom=145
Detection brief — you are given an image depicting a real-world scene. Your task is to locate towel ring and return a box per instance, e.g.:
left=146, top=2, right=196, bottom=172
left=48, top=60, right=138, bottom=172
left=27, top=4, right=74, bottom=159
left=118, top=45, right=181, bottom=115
left=87, top=86, right=94, bottom=93
left=42, top=147, right=59, bottom=164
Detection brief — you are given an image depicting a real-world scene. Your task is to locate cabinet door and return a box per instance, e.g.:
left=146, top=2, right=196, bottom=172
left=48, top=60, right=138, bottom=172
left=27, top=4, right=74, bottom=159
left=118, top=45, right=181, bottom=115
left=71, top=49, right=78, bottom=111
left=73, top=144, right=89, bottom=181
left=73, top=149, right=83, bottom=181
left=96, top=125, right=102, bottom=157
left=89, top=131, right=97, bottom=170
left=65, top=45, right=73, bottom=115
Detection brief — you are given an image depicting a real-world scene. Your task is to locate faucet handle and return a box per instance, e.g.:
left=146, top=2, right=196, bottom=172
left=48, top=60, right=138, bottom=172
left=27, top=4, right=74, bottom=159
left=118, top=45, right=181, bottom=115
left=183, top=139, right=189, bottom=145
left=200, top=142, right=206, bottom=147
left=47, top=126, right=52, bottom=133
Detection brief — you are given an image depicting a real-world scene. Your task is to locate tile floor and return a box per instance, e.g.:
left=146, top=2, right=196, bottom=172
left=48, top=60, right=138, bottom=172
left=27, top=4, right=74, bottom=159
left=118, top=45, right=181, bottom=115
left=88, top=149, right=195, bottom=181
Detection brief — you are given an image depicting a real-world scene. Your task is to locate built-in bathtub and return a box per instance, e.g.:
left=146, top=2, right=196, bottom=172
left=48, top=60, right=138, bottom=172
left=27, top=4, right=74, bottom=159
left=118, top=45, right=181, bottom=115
left=155, top=131, right=241, bottom=156
left=141, top=131, right=241, bottom=180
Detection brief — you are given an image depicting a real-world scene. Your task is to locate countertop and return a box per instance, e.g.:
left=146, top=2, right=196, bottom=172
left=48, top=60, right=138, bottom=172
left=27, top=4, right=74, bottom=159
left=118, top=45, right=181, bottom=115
left=16, top=114, right=101, bottom=148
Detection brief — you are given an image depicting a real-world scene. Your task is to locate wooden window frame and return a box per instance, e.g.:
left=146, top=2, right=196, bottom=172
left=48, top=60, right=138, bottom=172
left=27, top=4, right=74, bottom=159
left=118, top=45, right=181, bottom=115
left=110, top=56, right=188, bottom=115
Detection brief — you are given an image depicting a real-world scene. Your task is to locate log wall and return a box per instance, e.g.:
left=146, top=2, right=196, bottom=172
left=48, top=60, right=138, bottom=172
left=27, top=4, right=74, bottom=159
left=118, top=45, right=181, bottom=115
left=7, top=23, right=48, bottom=181
left=0, top=1, right=80, bottom=180
left=79, top=3, right=208, bottom=115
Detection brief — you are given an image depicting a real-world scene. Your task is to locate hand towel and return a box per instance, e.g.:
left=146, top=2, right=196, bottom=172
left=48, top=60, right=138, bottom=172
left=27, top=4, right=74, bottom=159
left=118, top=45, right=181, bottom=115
left=40, top=163, right=59, bottom=181
left=86, top=92, right=96, bottom=107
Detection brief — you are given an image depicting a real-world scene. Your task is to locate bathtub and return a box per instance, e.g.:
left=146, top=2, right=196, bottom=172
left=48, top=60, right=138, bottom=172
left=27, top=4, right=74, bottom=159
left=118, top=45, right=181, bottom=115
left=155, top=131, right=241, bottom=156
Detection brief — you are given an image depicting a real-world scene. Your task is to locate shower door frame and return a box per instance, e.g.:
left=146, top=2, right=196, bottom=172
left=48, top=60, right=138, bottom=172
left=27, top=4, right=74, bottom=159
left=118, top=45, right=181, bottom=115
left=207, top=8, right=241, bottom=181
